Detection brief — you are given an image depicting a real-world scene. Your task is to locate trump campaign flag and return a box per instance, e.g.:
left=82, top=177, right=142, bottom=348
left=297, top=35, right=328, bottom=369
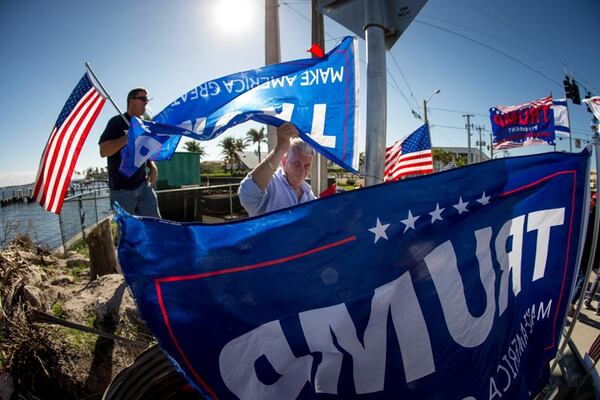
left=384, top=124, right=433, bottom=181
left=119, top=36, right=359, bottom=177
left=490, top=96, right=555, bottom=150
left=32, top=73, right=106, bottom=214
left=117, top=149, right=590, bottom=399
left=583, top=96, right=600, bottom=121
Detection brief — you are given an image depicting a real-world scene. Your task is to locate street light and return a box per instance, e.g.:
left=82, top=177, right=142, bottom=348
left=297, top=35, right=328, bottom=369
left=423, top=89, right=441, bottom=126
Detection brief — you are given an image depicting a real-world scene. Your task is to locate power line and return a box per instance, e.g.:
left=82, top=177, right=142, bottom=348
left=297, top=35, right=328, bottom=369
left=447, top=0, right=598, bottom=94
left=428, top=106, right=487, bottom=117
left=449, top=0, right=566, bottom=67
left=419, top=14, right=563, bottom=77
left=388, top=52, right=421, bottom=111
left=415, top=20, right=562, bottom=88
left=282, top=1, right=421, bottom=117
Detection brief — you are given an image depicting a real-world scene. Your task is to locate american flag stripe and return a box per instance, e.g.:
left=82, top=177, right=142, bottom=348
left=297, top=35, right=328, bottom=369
left=39, top=91, right=105, bottom=212
left=47, top=94, right=105, bottom=213
left=36, top=88, right=99, bottom=205
left=385, top=142, right=402, bottom=163
left=495, top=95, right=553, bottom=113
left=35, top=88, right=99, bottom=206
left=385, top=151, right=433, bottom=180
left=384, top=125, right=433, bottom=182
left=32, top=74, right=106, bottom=214
left=387, top=165, right=434, bottom=181
left=588, top=333, right=600, bottom=362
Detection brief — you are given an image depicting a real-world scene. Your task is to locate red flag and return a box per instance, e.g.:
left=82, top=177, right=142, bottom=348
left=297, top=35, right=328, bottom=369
left=319, top=183, right=337, bottom=198
left=308, top=43, right=325, bottom=58
left=32, top=73, right=106, bottom=214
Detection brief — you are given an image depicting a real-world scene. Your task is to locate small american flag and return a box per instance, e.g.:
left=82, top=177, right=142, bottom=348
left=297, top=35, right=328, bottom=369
left=32, top=73, right=106, bottom=214
left=384, top=124, right=433, bottom=182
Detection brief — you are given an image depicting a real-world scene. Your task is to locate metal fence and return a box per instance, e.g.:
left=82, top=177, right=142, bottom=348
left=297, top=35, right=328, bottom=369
left=55, top=183, right=244, bottom=252
left=58, top=188, right=112, bottom=251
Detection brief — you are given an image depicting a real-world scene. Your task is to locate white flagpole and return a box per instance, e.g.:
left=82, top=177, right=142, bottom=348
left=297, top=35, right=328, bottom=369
left=551, top=140, right=600, bottom=373
left=85, top=62, right=130, bottom=127
left=566, top=101, right=573, bottom=153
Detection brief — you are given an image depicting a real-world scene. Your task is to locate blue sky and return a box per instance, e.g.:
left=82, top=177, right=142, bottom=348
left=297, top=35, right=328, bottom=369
left=0, top=0, right=598, bottom=186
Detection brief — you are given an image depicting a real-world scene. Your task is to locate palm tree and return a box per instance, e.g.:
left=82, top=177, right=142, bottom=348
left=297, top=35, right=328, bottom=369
left=220, top=136, right=239, bottom=174
left=183, top=140, right=206, bottom=159
left=244, top=127, right=267, bottom=163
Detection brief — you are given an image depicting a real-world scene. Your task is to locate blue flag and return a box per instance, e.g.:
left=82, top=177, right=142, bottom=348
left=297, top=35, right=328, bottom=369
left=117, top=150, right=590, bottom=399
left=119, top=36, right=359, bottom=177
left=490, top=96, right=555, bottom=150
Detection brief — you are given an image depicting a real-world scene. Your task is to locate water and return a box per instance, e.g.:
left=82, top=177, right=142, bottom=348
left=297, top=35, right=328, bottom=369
left=0, top=183, right=111, bottom=250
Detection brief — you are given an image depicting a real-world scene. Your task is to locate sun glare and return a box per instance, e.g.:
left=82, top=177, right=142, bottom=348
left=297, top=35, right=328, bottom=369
left=212, top=0, right=255, bottom=34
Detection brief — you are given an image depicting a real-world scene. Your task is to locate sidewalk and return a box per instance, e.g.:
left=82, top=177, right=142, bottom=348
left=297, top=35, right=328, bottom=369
left=569, top=304, right=600, bottom=363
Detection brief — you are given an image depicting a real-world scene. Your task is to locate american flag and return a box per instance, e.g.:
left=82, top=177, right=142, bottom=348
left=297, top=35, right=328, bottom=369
left=32, top=73, right=106, bottom=214
left=384, top=124, right=433, bottom=182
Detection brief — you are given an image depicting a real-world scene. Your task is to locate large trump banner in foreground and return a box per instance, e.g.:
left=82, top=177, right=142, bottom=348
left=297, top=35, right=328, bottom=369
left=117, top=150, right=590, bottom=399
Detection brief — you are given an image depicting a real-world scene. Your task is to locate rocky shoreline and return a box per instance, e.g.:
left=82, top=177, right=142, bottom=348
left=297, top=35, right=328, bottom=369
left=0, top=236, right=152, bottom=399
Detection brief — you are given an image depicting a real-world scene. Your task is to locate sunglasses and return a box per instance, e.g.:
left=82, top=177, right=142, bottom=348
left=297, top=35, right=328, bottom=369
left=133, top=96, right=150, bottom=102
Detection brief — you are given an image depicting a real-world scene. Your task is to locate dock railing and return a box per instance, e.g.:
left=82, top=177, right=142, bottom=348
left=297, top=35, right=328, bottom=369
left=56, top=183, right=244, bottom=252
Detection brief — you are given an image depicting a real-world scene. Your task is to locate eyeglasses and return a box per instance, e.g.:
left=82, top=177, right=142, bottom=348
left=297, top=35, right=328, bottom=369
left=133, top=96, right=150, bottom=102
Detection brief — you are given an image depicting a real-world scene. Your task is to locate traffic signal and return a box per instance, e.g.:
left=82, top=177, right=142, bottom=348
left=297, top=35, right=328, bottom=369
left=571, top=80, right=581, bottom=105
left=563, top=77, right=573, bottom=99
left=586, top=91, right=592, bottom=113
left=563, top=75, right=582, bottom=105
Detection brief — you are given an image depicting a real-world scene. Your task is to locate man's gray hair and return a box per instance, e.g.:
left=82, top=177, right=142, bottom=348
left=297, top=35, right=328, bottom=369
left=287, top=138, right=315, bottom=158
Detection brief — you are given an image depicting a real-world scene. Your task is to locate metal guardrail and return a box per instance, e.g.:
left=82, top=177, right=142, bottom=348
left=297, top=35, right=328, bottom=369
left=58, top=187, right=111, bottom=252
left=156, top=183, right=242, bottom=220
left=56, top=183, right=243, bottom=252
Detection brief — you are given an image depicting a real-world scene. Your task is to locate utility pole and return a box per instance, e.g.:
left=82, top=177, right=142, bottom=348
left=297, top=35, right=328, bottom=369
left=489, top=132, right=494, bottom=159
left=310, top=0, right=328, bottom=195
left=463, top=114, right=474, bottom=164
left=476, top=125, right=484, bottom=162
left=317, top=0, right=427, bottom=186
left=363, top=1, right=387, bottom=186
left=265, top=0, right=281, bottom=153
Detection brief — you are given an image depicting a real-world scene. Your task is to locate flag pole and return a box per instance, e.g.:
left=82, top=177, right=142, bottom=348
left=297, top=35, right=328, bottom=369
left=551, top=140, right=600, bottom=374
left=85, top=62, right=129, bottom=126
left=566, top=101, right=573, bottom=153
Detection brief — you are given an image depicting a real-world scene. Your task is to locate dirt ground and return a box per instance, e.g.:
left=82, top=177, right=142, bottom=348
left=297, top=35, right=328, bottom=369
left=0, top=236, right=153, bottom=400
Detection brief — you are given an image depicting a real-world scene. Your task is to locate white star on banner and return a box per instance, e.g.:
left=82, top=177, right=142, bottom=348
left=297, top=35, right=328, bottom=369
left=401, top=210, right=419, bottom=233
left=477, top=192, right=491, bottom=205
left=429, top=203, right=445, bottom=223
left=453, top=197, right=469, bottom=214
left=369, top=218, right=390, bottom=244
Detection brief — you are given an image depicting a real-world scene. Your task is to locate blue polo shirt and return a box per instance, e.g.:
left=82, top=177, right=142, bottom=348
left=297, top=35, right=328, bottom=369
left=238, top=168, right=316, bottom=217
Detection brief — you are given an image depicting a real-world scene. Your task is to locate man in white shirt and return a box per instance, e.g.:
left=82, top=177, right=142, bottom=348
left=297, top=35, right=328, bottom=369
left=238, top=123, right=316, bottom=216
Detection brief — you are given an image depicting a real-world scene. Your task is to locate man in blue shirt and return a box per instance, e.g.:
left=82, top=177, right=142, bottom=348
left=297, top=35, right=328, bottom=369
left=238, top=123, right=316, bottom=216
left=98, top=88, right=161, bottom=218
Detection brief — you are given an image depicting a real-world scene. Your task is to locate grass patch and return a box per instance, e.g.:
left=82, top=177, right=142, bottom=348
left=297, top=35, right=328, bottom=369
left=51, top=302, right=68, bottom=320
left=57, top=326, right=97, bottom=353
left=68, top=264, right=88, bottom=281
left=68, top=237, right=89, bottom=258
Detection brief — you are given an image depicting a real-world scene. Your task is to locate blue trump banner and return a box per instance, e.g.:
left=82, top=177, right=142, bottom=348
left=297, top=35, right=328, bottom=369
left=119, top=36, right=359, bottom=177
left=490, top=96, right=555, bottom=150
left=117, top=150, right=590, bottom=399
